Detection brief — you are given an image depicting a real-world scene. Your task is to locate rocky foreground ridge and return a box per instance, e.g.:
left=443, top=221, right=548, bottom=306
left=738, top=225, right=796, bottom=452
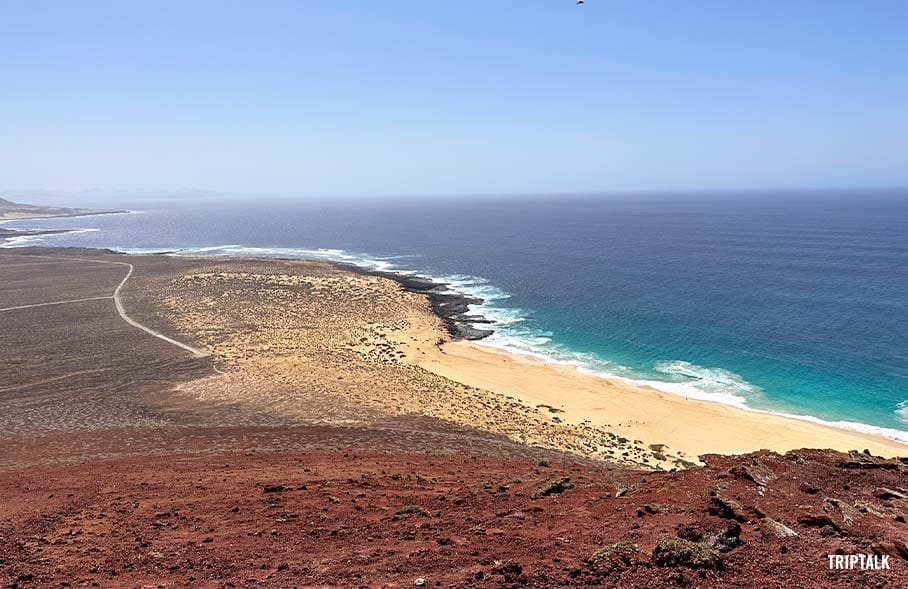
left=1, top=446, right=905, bottom=587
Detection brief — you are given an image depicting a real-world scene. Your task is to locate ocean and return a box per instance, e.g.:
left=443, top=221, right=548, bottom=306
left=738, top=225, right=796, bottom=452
left=4, top=191, right=908, bottom=441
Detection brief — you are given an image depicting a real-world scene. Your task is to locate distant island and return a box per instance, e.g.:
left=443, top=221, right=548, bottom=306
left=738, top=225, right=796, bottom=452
left=0, top=197, right=126, bottom=221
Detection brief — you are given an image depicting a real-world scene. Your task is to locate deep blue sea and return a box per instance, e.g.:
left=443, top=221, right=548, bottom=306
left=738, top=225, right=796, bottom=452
left=5, top=191, right=908, bottom=440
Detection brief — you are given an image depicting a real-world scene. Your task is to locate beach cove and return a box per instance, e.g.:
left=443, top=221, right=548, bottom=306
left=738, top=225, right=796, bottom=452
left=6, top=246, right=899, bottom=468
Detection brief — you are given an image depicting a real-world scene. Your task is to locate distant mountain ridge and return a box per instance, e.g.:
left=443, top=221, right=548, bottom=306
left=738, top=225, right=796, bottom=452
left=0, top=197, right=125, bottom=221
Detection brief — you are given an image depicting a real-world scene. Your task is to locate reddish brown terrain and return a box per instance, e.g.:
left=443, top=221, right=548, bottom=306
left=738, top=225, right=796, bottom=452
left=1, top=248, right=906, bottom=588
left=2, top=447, right=906, bottom=588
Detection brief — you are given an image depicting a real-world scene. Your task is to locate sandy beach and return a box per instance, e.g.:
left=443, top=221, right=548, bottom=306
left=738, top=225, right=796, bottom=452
left=414, top=340, right=908, bottom=460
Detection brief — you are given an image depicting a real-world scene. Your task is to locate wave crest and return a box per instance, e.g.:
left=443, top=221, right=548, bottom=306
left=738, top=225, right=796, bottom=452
left=0, top=227, right=100, bottom=248
left=896, top=401, right=908, bottom=424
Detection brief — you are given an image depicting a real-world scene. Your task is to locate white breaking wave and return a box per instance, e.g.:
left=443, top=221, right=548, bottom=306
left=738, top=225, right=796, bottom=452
left=896, top=401, right=908, bottom=424
left=474, top=333, right=755, bottom=407
left=768, top=411, right=908, bottom=444
left=0, top=227, right=100, bottom=248
left=650, top=360, right=763, bottom=406
left=156, top=245, right=399, bottom=273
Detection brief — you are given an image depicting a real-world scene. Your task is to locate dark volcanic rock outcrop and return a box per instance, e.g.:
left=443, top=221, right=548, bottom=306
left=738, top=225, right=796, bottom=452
left=342, top=265, right=496, bottom=340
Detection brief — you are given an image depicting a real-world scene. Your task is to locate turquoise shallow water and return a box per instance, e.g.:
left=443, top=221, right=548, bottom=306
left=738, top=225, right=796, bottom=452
left=4, top=191, right=908, bottom=440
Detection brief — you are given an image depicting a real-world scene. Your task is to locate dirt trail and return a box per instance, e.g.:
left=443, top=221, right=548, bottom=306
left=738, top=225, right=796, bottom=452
left=0, top=295, right=110, bottom=312
left=0, top=253, right=208, bottom=357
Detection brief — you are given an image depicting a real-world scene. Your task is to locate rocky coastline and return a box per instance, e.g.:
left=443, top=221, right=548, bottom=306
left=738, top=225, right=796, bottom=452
left=0, top=227, right=73, bottom=246
left=340, top=264, right=495, bottom=341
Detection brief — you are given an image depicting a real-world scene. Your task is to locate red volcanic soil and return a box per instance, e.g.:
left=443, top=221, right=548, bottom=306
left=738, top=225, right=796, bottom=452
left=1, top=446, right=906, bottom=588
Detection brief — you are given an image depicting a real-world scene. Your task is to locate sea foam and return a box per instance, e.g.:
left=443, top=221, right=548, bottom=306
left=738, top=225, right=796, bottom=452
left=0, top=227, right=100, bottom=248
left=896, top=401, right=908, bottom=424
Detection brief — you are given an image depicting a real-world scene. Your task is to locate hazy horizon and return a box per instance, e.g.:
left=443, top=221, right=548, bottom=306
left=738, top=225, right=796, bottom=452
left=3, top=1, right=907, bottom=196
left=5, top=186, right=908, bottom=209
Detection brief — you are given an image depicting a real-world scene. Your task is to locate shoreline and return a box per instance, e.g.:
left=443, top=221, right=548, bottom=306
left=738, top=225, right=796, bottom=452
left=342, top=260, right=908, bottom=455
left=325, top=254, right=908, bottom=459
left=0, top=227, right=109, bottom=247
left=336, top=261, right=908, bottom=458
left=0, top=210, right=137, bottom=246
left=413, top=339, right=908, bottom=459
left=338, top=263, right=494, bottom=341
left=0, top=208, right=131, bottom=224
left=4, top=242, right=907, bottom=460
left=471, top=337, right=908, bottom=446
left=0, top=227, right=75, bottom=245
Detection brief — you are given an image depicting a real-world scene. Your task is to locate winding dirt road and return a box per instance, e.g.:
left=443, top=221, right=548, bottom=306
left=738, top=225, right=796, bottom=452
left=0, top=253, right=208, bottom=357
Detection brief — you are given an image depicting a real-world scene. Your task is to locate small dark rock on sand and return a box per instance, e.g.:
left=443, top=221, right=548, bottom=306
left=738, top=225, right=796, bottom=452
left=532, top=477, right=574, bottom=499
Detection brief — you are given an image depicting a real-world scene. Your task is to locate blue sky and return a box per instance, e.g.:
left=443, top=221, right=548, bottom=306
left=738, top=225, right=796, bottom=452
left=1, top=1, right=906, bottom=197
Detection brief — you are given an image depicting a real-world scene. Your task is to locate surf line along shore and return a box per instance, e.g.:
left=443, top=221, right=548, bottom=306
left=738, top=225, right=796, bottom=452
left=342, top=262, right=908, bottom=462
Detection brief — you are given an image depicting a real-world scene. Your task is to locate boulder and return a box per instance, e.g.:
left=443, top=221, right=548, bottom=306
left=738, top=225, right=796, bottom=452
left=652, top=534, right=723, bottom=570
left=759, top=517, right=798, bottom=539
